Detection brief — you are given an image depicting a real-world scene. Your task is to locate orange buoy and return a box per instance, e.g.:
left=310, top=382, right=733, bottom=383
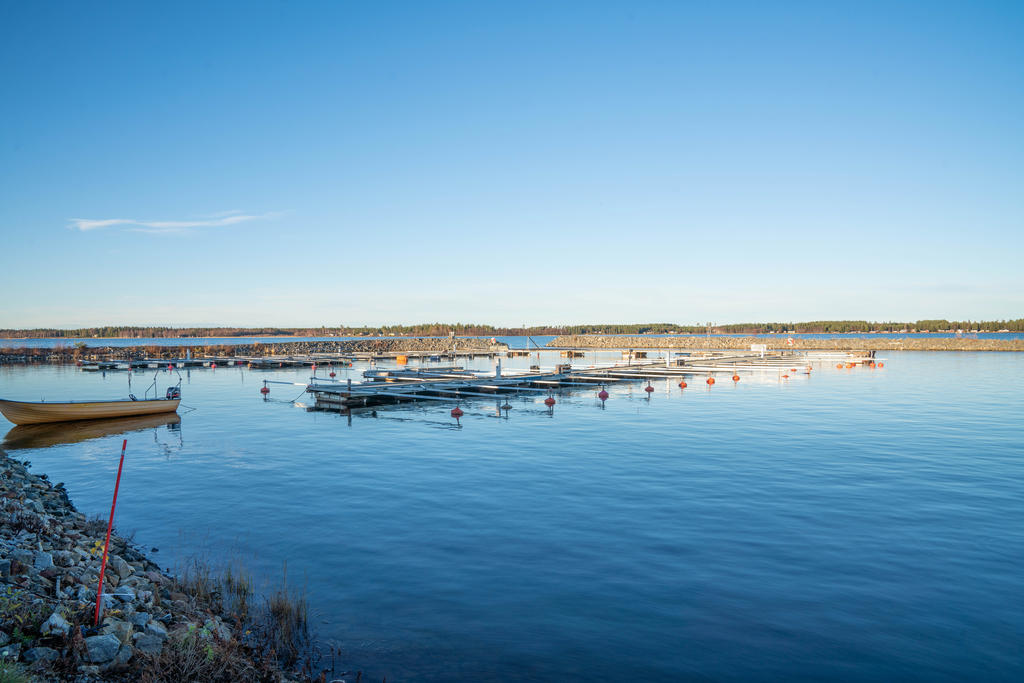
left=732, top=374, right=740, bottom=382
left=790, top=368, right=797, bottom=372
left=836, top=363, right=843, bottom=369
left=679, top=381, right=687, bottom=388
left=544, top=396, right=556, bottom=407
left=598, top=389, right=609, bottom=400
left=450, top=406, right=464, bottom=418
left=782, top=374, right=789, bottom=379
left=706, top=377, right=715, bottom=385
left=846, top=363, right=854, bottom=369
left=312, top=364, right=317, bottom=371
left=211, top=363, right=217, bottom=369
left=877, top=362, right=884, bottom=368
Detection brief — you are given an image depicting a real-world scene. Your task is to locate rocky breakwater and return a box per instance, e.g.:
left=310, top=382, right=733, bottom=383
left=1, top=337, right=508, bottom=365
left=0, top=447, right=305, bottom=682
left=547, top=335, right=1024, bottom=352
left=228, top=337, right=508, bottom=356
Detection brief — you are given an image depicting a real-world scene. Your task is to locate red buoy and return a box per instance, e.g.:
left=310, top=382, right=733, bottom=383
left=329, top=371, right=336, bottom=378
left=598, top=390, right=609, bottom=400
left=450, top=407, right=464, bottom=418
left=260, top=386, right=270, bottom=395
left=644, top=385, right=654, bottom=393
left=544, top=397, right=556, bottom=407
left=706, top=377, right=715, bottom=385
left=679, top=381, right=687, bottom=388
left=167, top=364, right=173, bottom=371
left=732, top=374, right=740, bottom=382
left=211, top=363, right=217, bottom=369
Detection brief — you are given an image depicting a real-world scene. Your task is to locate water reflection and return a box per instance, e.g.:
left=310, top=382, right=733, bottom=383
left=2, top=413, right=182, bottom=451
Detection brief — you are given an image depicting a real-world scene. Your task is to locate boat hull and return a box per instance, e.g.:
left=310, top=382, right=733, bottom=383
left=0, top=398, right=180, bottom=426
left=3, top=413, right=181, bottom=449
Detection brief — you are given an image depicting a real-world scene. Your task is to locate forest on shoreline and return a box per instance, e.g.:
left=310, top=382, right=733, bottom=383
left=2, top=319, right=1023, bottom=339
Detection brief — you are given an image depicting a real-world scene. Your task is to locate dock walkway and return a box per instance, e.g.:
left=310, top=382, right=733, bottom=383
left=301, top=350, right=865, bottom=411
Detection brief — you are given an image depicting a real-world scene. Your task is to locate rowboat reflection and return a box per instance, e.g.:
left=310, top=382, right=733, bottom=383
left=1, top=413, right=181, bottom=450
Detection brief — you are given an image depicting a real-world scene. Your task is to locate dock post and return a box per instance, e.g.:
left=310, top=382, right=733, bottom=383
left=495, top=358, right=502, bottom=378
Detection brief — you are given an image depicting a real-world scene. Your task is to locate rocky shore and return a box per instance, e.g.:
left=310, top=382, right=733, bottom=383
left=0, top=337, right=507, bottom=365
left=0, top=447, right=310, bottom=682
left=547, top=335, right=1024, bottom=352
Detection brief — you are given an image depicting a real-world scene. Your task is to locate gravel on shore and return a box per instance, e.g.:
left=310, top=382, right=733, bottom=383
left=0, top=446, right=308, bottom=682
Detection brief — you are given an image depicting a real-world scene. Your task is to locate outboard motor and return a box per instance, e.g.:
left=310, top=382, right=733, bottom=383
left=166, top=387, right=181, bottom=400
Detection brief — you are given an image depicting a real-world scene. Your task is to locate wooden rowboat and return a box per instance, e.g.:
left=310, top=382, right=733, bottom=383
left=0, top=397, right=180, bottom=426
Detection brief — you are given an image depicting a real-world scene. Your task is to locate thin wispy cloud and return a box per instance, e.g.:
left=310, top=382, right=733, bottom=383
left=68, top=218, right=136, bottom=231
left=68, top=211, right=279, bottom=233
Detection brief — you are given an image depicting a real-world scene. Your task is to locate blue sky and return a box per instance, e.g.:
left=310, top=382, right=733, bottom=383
left=1, top=1, right=1021, bottom=328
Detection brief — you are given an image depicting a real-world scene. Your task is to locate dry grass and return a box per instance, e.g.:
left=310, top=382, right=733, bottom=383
left=136, top=628, right=279, bottom=683
left=166, top=558, right=312, bottom=671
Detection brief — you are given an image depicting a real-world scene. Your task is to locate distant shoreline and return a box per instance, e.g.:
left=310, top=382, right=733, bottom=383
left=547, top=335, right=1024, bottom=352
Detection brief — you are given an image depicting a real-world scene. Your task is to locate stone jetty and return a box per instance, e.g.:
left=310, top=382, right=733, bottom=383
left=547, top=335, right=1024, bottom=352
left=0, top=447, right=307, bottom=682
left=0, top=337, right=507, bottom=365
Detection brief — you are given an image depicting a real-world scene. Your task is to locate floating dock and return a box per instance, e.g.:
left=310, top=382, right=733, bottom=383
left=299, top=350, right=872, bottom=412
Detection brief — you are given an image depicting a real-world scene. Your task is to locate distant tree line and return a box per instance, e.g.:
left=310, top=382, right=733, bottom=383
left=2, top=319, right=1022, bottom=338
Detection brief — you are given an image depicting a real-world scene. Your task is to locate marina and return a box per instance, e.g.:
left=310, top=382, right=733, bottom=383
left=1, top=350, right=1021, bottom=682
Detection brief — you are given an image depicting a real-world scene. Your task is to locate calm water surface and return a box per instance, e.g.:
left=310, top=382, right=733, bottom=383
left=1, top=351, right=1022, bottom=681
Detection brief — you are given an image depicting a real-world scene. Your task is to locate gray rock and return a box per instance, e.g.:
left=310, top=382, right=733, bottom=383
left=111, top=587, right=135, bottom=603
left=109, top=555, right=132, bottom=579
left=101, top=618, right=132, bottom=644
left=23, top=646, right=60, bottom=663
left=11, top=548, right=33, bottom=566
left=29, top=498, right=45, bottom=514
left=0, top=642, right=21, bottom=660
left=106, top=644, right=133, bottom=669
left=0, top=631, right=8, bottom=647
left=41, top=611, right=71, bottom=637
left=84, top=633, right=122, bottom=663
left=204, top=617, right=232, bottom=641
left=33, top=551, right=54, bottom=570
left=129, top=611, right=151, bottom=628
left=52, top=550, right=77, bottom=567
left=0, top=560, right=9, bottom=578
left=145, top=620, right=168, bottom=640
left=132, top=633, right=164, bottom=655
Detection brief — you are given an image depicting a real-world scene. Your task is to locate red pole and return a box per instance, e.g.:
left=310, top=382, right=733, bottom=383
left=94, top=439, right=127, bottom=626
